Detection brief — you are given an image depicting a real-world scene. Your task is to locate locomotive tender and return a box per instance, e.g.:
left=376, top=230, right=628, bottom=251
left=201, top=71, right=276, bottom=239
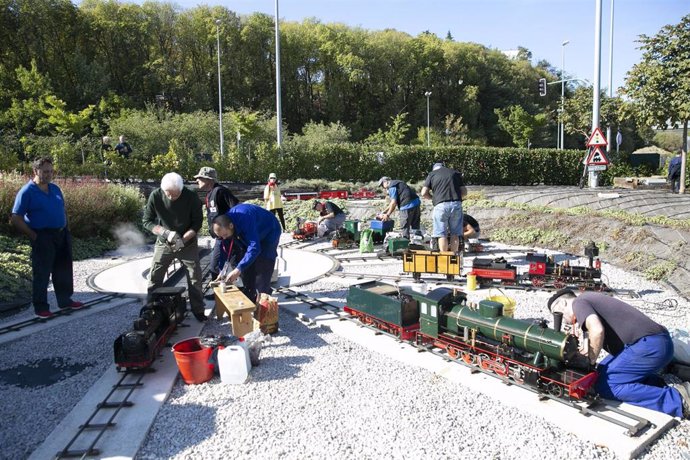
left=345, top=281, right=597, bottom=400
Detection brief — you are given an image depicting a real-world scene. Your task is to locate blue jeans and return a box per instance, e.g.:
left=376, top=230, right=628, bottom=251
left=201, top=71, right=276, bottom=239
left=31, top=228, right=74, bottom=312
left=595, top=333, right=683, bottom=417
left=432, top=201, right=463, bottom=237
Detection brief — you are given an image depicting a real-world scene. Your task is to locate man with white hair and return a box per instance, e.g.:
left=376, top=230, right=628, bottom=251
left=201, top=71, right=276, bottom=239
left=548, top=289, right=689, bottom=418
left=143, top=172, right=206, bottom=321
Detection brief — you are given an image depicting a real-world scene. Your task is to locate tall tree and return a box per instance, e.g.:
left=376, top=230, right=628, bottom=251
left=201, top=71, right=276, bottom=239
left=621, top=14, right=690, bottom=192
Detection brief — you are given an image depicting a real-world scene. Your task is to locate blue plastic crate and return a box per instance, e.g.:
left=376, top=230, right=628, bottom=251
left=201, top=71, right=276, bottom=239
left=370, top=219, right=394, bottom=231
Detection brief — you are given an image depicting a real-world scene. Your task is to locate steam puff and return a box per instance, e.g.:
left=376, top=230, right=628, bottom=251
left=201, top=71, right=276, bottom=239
left=112, top=223, right=146, bottom=257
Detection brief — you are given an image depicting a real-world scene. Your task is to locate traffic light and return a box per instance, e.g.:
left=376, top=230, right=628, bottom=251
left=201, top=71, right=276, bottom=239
left=538, top=78, right=547, bottom=97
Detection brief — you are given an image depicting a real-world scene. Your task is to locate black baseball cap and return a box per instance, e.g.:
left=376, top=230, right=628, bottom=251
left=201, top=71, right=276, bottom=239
left=547, top=288, right=576, bottom=311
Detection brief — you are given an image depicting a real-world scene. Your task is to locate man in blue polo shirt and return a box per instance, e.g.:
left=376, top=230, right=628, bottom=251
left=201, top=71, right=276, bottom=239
left=11, top=157, right=83, bottom=318
left=212, top=203, right=282, bottom=300
left=377, top=177, right=421, bottom=239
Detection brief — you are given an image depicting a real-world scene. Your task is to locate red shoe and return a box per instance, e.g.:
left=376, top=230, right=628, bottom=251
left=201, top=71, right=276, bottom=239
left=34, top=310, right=54, bottom=319
left=69, top=301, right=85, bottom=310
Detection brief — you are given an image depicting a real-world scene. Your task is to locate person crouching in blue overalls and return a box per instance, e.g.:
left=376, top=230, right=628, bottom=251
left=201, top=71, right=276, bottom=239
left=548, top=290, right=689, bottom=419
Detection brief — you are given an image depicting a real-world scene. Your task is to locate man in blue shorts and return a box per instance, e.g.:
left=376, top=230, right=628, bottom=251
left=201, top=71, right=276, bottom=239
left=421, top=162, right=467, bottom=253
left=212, top=203, right=282, bottom=300
left=548, top=290, right=690, bottom=419
left=11, top=157, right=84, bottom=318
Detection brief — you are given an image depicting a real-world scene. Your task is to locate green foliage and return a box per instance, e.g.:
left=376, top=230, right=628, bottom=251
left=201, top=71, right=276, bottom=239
left=644, top=260, right=678, bottom=281
left=621, top=14, right=690, bottom=130
left=298, top=121, right=352, bottom=145
left=0, top=175, right=144, bottom=238
left=489, top=227, right=569, bottom=248
left=653, top=131, right=684, bottom=152
left=494, top=105, right=546, bottom=147
left=365, top=112, right=412, bottom=146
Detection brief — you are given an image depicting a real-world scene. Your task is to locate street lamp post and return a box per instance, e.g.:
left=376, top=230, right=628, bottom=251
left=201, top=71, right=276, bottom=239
left=424, top=91, right=432, bottom=147
left=215, top=19, right=224, bottom=156
left=560, top=40, right=569, bottom=150
left=274, top=0, right=283, bottom=148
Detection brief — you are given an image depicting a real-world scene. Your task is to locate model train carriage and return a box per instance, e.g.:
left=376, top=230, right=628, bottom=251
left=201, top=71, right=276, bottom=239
left=413, top=288, right=597, bottom=399
left=471, top=257, right=518, bottom=284
left=403, top=249, right=462, bottom=281
left=345, top=281, right=420, bottom=340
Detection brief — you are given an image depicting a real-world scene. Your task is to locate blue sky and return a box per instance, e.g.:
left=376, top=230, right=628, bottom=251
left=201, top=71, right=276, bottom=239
left=125, top=0, right=686, bottom=93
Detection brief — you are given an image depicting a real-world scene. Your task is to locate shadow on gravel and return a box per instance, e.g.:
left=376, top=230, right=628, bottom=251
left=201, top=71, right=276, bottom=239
left=637, top=289, right=664, bottom=296
left=250, top=354, right=314, bottom=382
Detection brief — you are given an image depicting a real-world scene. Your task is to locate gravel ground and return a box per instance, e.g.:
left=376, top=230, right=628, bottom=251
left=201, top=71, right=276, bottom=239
left=1, top=238, right=689, bottom=460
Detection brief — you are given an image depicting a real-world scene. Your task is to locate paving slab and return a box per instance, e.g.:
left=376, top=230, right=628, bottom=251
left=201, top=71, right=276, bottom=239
left=29, top=305, right=210, bottom=460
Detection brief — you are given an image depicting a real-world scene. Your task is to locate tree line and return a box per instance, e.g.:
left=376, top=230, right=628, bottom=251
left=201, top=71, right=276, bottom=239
left=0, top=1, right=687, bottom=179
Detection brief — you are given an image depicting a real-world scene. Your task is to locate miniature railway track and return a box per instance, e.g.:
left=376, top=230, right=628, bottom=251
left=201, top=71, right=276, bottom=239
left=55, top=371, right=147, bottom=459
left=417, top=342, right=653, bottom=437
left=276, top=286, right=652, bottom=437
left=0, top=293, right=126, bottom=337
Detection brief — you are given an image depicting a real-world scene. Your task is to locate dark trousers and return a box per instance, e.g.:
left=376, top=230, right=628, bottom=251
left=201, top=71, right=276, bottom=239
left=241, top=257, right=275, bottom=302
left=31, top=228, right=74, bottom=312
left=148, top=239, right=204, bottom=315
left=210, top=238, right=223, bottom=278
left=399, top=206, right=421, bottom=239
left=270, top=208, right=286, bottom=231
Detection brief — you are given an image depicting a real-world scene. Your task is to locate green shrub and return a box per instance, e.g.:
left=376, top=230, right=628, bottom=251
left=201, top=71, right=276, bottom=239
left=0, top=174, right=144, bottom=238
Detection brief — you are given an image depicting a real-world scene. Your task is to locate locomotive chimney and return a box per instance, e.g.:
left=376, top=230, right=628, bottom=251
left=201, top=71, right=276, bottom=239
left=552, top=311, right=563, bottom=332
left=584, top=241, right=599, bottom=268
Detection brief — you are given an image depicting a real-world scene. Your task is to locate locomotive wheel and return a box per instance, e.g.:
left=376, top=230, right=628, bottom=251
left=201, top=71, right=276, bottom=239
left=553, top=278, right=566, bottom=289
left=531, top=276, right=545, bottom=287
left=461, top=352, right=476, bottom=365
left=478, top=353, right=492, bottom=370
left=547, top=382, right=564, bottom=398
left=447, top=346, right=460, bottom=359
left=446, top=274, right=454, bottom=281
left=413, top=272, right=421, bottom=281
left=509, top=366, right=525, bottom=384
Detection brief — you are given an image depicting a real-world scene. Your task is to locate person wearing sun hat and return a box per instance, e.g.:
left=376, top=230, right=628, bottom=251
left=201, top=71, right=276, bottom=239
left=547, top=289, right=689, bottom=419
left=263, top=172, right=286, bottom=231
left=193, top=166, right=240, bottom=282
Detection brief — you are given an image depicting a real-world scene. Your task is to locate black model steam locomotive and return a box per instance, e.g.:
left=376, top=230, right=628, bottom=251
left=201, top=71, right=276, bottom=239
left=346, top=281, right=598, bottom=400
left=114, top=286, right=187, bottom=371
left=471, top=242, right=606, bottom=291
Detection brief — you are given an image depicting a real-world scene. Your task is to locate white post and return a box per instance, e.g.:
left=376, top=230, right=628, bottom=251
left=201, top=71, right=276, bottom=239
left=274, top=0, right=283, bottom=148
left=590, top=0, right=603, bottom=188
left=606, top=0, right=615, bottom=154
left=425, top=91, right=432, bottom=147
left=561, top=40, right=569, bottom=150
left=215, top=19, right=224, bottom=157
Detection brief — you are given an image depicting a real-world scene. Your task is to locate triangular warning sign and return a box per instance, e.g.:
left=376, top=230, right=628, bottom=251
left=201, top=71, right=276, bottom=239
left=586, top=146, right=610, bottom=166
left=587, top=127, right=608, bottom=147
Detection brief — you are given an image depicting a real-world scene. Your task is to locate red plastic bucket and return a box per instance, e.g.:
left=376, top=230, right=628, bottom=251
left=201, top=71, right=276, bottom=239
left=172, top=337, right=214, bottom=384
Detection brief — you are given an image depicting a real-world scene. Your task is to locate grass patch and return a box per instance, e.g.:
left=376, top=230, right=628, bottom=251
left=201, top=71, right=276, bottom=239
left=644, top=261, right=678, bottom=281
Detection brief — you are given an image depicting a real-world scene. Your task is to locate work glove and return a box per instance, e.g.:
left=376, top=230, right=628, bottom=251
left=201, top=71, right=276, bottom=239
left=162, top=230, right=179, bottom=243
left=172, top=235, right=185, bottom=251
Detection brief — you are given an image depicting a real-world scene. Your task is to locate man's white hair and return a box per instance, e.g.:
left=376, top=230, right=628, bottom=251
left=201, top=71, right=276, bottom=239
left=161, top=172, right=184, bottom=191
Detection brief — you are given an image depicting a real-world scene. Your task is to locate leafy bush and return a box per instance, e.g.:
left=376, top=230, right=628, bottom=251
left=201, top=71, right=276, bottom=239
left=0, top=174, right=144, bottom=238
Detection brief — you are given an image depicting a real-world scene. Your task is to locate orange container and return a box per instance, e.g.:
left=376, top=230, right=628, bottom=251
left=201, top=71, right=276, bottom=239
left=172, top=337, right=214, bottom=384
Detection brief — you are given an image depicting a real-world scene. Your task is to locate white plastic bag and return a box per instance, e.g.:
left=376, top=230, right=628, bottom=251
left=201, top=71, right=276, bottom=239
left=670, top=328, right=690, bottom=365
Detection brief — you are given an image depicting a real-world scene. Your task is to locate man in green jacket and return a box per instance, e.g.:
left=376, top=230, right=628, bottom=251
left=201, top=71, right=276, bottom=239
left=143, top=172, right=207, bottom=321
